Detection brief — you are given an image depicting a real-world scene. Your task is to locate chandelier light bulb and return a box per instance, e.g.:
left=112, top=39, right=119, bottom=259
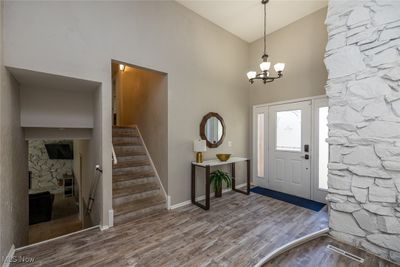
left=259, top=61, right=271, bottom=72
left=247, top=71, right=257, bottom=79
left=274, top=63, right=285, bottom=72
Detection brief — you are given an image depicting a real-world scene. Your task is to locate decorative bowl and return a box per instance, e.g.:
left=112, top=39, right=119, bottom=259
left=216, top=154, right=231, bottom=162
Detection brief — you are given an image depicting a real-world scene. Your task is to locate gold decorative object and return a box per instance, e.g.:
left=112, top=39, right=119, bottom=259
left=196, top=152, right=204, bottom=163
left=216, top=154, right=231, bottom=162
left=193, top=139, right=206, bottom=163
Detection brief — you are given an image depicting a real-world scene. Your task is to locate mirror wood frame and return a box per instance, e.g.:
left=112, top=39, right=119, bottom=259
left=200, top=112, right=226, bottom=148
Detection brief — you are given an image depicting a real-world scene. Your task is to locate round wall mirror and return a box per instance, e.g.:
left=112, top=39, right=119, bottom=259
left=200, top=112, right=226, bottom=148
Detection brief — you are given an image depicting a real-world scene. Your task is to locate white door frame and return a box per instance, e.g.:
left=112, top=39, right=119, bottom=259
left=252, top=105, right=268, bottom=188
left=311, top=98, right=329, bottom=203
left=252, top=95, right=328, bottom=202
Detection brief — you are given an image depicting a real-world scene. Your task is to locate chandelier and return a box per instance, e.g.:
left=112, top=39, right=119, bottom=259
left=247, top=0, right=285, bottom=84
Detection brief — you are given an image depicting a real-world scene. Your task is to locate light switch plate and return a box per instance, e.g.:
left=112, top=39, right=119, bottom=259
left=228, top=141, right=232, bottom=147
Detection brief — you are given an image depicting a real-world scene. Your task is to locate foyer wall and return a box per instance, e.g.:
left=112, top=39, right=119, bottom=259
left=249, top=7, right=328, bottom=105
left=20, top=86, right=94, bottom=128
left=325, top=0, right=400, bottom=263
left=0, top=1, right=29, bottom=262
left=3, top=1, right=250, bottom=214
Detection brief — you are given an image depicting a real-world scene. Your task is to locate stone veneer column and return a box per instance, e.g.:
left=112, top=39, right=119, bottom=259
left=324, top=0, right=400, bottom=263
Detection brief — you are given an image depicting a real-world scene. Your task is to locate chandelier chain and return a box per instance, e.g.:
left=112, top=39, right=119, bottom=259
left=264, top=2, right=266, bottom=56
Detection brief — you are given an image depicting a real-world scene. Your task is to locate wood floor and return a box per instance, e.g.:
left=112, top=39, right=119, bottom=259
left=28, top=215, right=82, bottom=244
left=13, top=191, right=328, bottom=267
left=28, top=193, right=81, bottom=244
left=263, top=236, right=398, bottom=267
left=51, top=193, right=79, bottom=220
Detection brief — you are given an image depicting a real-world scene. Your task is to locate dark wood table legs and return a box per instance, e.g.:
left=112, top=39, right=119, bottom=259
left=191, top=159, right=251, bottom=210
left=191, top=164, right=210, bottom=210
left=231, top=159, right=250, bottom=195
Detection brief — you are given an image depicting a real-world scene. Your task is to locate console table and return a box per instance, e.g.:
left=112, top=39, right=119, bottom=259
left=191, top=157, right=250, bottom=210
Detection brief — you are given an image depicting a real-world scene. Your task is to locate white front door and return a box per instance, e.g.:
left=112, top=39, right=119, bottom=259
left=268, top=101, right=311, bottom=199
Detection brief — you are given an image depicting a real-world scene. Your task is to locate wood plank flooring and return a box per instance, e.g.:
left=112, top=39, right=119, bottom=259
left=13, top=191, right=328, bottom=267
left=28, top=193, right=81, bottom=244
left=51, top=193, right=79, bottom=220
left=28, top=215, right=82, bottom=244
left=263, top=236, right=398, bottom=267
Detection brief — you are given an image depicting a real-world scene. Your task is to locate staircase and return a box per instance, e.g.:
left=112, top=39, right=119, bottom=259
left=112, top=126, right=166, bottom=225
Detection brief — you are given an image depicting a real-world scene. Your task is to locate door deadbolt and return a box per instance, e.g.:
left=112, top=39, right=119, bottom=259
left=301, top=154, right=310, bottom=160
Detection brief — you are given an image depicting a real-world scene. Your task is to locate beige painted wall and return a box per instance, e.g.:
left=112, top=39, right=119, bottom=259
left=24, top=128, right=92, bottom=140
left=87, top=86, right=102, bottom=225
left=3, top=1, right=250, bottom=210
left=116, top=66, right=168, bottom=191
left=73, top=140, right=92, bottom=227
left=249, top=8, right=328, bottom=105
left=0, top=1, right=29, bottom=262
left=20, top=86, right=94, bottom=128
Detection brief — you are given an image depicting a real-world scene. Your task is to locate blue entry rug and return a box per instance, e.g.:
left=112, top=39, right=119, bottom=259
left=250, top=186, right=325, bottom=212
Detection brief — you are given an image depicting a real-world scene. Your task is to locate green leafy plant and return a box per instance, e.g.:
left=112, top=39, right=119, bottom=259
left=210, top=169, right=232, bottom=197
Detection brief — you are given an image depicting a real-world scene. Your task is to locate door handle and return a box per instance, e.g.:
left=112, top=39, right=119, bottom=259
left=301, top=154, right=310, bottom=160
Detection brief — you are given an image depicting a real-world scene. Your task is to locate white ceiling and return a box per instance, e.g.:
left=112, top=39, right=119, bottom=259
left=7, top=67, right=100, bottom=91
left=177, top=0, right=328, bottom=43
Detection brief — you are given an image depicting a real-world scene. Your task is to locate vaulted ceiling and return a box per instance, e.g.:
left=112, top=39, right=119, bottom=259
left=176, top=0, right=328, bottom=43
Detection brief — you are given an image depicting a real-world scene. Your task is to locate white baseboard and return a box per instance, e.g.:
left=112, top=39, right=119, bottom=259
left=1, top=244, right=15, bottom=267
left=167, top=195, right=171, bottom=209
left=168, top=183, right=248, bottom=210
left=100, top=225, right=109, bottom=231
left=253, top=227, right=329, bottom=267
left=108, top=209, right=114, bottom=228
left=100, top=209, right=114, bottom=230
left=169, top=199, right=191, bottom=210
left=15, top=225, right=100, bottom=251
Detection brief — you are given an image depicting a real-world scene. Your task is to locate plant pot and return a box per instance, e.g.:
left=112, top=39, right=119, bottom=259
left=215, top=188, right=222, bottom=198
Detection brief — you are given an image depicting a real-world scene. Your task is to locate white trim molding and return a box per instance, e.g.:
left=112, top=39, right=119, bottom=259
left=135, top=126, right=167, bottom=200
left=253, top=95, right=327, bottom=109
left=1, top=244, right=15, bottom=267
left=167, top=195, right=172, bottom=209
left=15, top=225, right=100, bottom=251
left=108, top=209, right=114, bottom=228
left=254, top=227, right=329, bottom=267
left=100, top=225, right=110, bottom=231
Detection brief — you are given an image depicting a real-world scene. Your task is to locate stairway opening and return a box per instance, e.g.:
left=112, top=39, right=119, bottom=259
left=4, top=66, right=103, bottom=246
left=111, top=61, right=168, bottom=224
left=27, top=138, right=92, bottom=244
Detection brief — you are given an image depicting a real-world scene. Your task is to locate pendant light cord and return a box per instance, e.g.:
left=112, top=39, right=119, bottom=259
left=263, top=1, right=267, bottom=56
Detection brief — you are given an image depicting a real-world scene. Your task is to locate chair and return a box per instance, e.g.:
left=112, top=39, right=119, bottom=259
left=29, top=191, right=54, bottom=225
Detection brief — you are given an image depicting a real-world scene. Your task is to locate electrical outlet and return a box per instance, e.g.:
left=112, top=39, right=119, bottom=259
left=228, top=141, right=232, bottom=147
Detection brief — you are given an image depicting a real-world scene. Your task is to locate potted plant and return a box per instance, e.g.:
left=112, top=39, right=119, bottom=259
left=210, top=169, right=232, bottom=198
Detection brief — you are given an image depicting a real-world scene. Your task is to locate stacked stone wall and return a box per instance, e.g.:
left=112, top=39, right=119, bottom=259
left=324, top=0, right=400, bottom=263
